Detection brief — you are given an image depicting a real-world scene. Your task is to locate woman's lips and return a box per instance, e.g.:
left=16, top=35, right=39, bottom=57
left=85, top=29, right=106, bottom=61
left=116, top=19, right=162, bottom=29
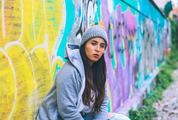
left=93, top=54, right=99, bottom=58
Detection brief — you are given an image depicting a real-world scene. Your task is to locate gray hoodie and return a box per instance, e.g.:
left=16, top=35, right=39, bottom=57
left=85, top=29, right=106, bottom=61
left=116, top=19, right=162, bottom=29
left=36, top=44, right=108, bottom=120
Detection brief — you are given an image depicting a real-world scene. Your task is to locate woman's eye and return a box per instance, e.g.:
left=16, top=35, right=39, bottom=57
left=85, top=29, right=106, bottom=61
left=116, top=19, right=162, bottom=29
left=91, top=42, right=97, bottom=45
left=100, top=44, right=105, bottom=48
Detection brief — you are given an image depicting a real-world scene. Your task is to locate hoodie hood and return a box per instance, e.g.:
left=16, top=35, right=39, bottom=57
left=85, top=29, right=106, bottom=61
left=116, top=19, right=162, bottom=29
left=65, top=43, right=85, bottom=82
left=65, top=43, right=86, bottom=112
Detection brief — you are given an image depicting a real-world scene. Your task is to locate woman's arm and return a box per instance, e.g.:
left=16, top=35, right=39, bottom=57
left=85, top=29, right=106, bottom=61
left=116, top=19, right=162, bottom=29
left=56, top=64, right=84, bottom=120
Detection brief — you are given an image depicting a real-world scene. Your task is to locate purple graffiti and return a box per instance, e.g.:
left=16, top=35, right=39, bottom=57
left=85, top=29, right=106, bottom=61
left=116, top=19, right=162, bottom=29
left=101, top=1, right=138, bottom=111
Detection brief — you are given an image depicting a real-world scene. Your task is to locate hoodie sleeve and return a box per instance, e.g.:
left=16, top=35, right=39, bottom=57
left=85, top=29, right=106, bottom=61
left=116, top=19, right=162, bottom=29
left=56, top=64, right=84, bottom=120
left=94, top=84, right=109, bottom=120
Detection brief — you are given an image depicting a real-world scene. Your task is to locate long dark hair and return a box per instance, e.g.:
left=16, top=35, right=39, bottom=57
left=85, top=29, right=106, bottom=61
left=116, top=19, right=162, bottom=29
left=80, top=44, right=106, bottom=112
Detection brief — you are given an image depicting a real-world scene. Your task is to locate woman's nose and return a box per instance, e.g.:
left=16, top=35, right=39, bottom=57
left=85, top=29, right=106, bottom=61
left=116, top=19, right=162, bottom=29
left=95, top=45, right=100, bottom=51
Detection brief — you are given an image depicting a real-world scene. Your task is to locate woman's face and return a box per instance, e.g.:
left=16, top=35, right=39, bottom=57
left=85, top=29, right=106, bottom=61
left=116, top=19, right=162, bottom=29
left=85, top=37, right=106, bottom=64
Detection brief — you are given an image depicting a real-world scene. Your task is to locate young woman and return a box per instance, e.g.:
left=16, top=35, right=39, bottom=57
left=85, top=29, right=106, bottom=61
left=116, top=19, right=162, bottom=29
left=36, top=25, right=130, bottom=120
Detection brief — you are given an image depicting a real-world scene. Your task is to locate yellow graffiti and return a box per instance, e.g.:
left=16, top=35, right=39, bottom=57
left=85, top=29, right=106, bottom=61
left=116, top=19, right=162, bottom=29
left=0, top=0, right=22, bottom=46
left=30, top=46, right=53, bottom=112
left=0, top=49, right=15, bottom=120
left=0, top=0, right=65, bottom=119
left=6, top=43, right=36, bottom=119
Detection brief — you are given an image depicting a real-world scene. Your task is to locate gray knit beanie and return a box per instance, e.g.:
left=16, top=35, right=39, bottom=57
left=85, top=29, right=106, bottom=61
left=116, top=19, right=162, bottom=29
left=81, top=25, right=108, bottom=47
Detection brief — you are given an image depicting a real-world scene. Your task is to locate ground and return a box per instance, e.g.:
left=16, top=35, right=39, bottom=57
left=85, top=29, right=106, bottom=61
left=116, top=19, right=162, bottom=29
left=153, top=69, right=178, bottom=120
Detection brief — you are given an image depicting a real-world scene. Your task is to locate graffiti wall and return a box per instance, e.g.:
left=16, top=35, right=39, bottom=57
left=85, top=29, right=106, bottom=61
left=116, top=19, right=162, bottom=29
left=0, top=0, right=171, bottom=119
